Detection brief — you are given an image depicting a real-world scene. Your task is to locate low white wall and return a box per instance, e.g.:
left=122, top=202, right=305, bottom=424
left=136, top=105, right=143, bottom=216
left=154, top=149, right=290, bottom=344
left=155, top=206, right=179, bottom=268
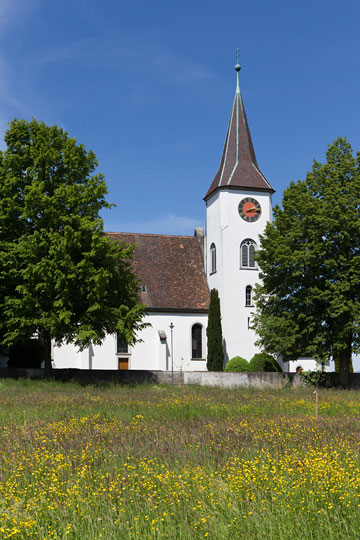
left=0, top=356, right=8, bottom=368
left=184, top=371, right=287, bottom=388
left=0, top=368, right=296, bottom=388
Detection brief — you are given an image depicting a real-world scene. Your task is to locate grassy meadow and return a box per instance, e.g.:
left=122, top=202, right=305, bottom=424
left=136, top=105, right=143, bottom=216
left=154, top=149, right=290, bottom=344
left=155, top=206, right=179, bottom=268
left=1, top=380, right=360, bottom=539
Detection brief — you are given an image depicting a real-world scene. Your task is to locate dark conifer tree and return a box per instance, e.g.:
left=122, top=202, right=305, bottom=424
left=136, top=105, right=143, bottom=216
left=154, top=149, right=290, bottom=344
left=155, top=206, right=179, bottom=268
left=206, top=288, right=224, bottom=371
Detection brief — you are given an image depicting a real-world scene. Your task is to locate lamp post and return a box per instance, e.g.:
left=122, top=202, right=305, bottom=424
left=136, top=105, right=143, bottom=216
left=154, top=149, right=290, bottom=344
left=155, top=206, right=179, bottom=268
left=169, top=322, right=174, bottom=384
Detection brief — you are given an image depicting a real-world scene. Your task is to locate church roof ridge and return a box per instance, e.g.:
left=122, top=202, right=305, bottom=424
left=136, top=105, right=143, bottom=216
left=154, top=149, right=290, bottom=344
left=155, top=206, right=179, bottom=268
left=106, top=232, right=196, bottom=239
left=204, top=62, right=274, bottom=200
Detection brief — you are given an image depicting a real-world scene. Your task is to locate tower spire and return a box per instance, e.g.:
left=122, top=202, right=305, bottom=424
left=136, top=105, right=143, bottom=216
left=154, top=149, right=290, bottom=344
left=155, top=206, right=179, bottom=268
left=204, top=61, right=274, bottom=200
left=235, top=48, right=241, bottom=94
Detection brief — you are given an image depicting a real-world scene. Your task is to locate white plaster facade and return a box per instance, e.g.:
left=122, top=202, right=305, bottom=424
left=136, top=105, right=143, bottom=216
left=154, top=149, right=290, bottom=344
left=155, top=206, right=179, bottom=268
left=206, top=189, right=272, bottom=363
left=53, top=312, right=208, bottom=372
left=279, top=356, right=334, bottom=373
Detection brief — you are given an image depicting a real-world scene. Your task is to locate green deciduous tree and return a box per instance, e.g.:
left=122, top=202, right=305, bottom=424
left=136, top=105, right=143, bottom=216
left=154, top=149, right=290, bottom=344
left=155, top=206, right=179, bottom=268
left=0, top=119, right=145, bottom=374
left=253, top=138, right=360, bottom=387
left=206, top=288, right=224, bottom=371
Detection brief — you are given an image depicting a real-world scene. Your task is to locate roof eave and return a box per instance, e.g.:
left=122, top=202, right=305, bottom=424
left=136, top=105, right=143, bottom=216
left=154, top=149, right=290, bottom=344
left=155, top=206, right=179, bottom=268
left=146, top=307, right=209, bottom=314
left=204, top=183, right=275, bottom=202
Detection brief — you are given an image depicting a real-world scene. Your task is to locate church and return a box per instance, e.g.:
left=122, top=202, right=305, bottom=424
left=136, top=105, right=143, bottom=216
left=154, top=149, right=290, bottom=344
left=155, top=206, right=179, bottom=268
left=53, top=63, right=321, bottom=373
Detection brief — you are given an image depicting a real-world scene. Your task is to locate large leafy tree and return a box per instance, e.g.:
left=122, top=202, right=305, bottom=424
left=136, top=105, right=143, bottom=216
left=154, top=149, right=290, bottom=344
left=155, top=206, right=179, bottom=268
left=206, top=288, right=224, bottom=371
left=253, top=138, right=360, bottom=387
left=0, top=118, right=145, bottom=374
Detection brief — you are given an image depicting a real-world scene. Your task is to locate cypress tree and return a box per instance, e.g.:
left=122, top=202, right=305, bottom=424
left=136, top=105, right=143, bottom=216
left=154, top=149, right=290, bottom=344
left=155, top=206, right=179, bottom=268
left=206, top=288, right=224, bottom=371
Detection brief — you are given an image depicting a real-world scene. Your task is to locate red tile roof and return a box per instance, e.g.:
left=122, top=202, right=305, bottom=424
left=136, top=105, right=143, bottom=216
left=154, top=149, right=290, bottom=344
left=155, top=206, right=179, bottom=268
left=107, top=232, right=209, bottom=312
left=205, top=73, right=274, bottom=200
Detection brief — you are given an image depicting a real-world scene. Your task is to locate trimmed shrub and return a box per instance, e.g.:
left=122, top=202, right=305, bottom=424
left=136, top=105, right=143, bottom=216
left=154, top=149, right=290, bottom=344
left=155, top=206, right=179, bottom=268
left=225, top=356, right=249, bottom=372
left=249, top=352, right=282, bottom=372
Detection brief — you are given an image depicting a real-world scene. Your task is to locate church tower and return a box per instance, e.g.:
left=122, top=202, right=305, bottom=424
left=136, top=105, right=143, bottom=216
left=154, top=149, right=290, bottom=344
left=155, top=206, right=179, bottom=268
left=204, top=62, right=274, bottom=364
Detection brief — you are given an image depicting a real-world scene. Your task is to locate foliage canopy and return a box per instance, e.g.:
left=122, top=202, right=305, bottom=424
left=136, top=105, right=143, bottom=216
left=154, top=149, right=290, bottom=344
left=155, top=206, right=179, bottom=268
left=253, top=138, right=360, bottom=386
left=0, top=119, right=145, bottom=371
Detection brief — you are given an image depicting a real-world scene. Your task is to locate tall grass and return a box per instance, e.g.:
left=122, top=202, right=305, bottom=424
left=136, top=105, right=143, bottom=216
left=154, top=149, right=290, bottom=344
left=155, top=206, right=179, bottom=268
left=0, top=380, right=360, bottom=538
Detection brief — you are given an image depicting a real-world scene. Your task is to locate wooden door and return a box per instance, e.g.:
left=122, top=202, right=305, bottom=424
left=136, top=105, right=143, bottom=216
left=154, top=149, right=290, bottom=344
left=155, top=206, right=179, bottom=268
left=118, top=358, right=129, bottom=370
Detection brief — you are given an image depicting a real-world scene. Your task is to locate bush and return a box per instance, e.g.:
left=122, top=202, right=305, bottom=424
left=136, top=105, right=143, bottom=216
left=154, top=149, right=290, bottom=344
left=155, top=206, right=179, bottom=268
left=300, top=370, right=327, bottom=387
left=249, top=353, right=282, bottom=372
left=225, top=356, right=249, bottom=372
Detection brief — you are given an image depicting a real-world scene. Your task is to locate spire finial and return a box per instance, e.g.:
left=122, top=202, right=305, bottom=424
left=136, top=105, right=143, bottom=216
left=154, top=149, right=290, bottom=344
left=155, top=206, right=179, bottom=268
left=235, top=48, right=241, bottom=94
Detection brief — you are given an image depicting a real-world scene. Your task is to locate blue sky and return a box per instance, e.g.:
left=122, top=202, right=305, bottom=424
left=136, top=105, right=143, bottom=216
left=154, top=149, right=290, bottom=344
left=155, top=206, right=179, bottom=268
left=1, top=0, right=359, bottom=234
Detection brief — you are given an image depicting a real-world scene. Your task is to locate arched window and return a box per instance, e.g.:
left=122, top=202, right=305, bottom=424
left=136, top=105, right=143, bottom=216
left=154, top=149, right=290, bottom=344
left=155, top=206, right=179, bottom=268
left=210, top=243, right=216, bottom=274
left=117, top=333, right=128, bottom=354
left=245, top=285, right=253, bottom=307
left=192, top=324, right=202, bottom=359
left=240, top=239, right=257, bottom=269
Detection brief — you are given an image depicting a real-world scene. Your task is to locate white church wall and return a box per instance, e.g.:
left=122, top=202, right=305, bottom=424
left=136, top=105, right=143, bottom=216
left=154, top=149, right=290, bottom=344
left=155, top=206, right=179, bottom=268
left=53, top=336, right=117, bottom=370
left=53, top=342, right=83, bottom=369
left=352, top=354, right=360, bottom=373
left=53, top=311, right=208, bottom=371
left=131, top=312, right=208, bottom=371
left=280, top=357, right=333, bottom=373
left=206, top=188, right=272, bottom=364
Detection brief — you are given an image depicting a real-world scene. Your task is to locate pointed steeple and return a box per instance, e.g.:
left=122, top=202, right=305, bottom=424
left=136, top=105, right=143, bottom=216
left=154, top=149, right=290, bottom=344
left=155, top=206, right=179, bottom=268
left=204, top=62, right=274, bottom=201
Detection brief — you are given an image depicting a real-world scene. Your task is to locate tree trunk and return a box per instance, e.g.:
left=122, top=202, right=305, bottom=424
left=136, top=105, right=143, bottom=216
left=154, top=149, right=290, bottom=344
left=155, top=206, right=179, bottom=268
left=42, top=331, right=52, bottom=378
left=334, top=350, right=353, bottom=374
left=338, top=334, right=352, bottom=388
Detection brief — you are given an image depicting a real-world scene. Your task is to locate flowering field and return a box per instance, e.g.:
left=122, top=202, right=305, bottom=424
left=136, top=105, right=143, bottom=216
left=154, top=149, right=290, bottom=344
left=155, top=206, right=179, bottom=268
left=1, top=381, right=360, bottom=539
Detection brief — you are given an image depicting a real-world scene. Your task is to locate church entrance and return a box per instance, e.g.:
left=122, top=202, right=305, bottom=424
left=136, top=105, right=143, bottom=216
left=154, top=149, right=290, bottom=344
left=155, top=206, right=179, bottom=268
left=118, top=358, right=129, bottom=370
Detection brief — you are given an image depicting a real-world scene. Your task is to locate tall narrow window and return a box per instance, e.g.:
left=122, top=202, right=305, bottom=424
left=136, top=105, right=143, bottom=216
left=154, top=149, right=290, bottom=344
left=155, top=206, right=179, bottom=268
left=245, top=285, right=253, bottom=307
left=117, top=334, right=128, bottom=354
left=210, top=243, right=216, bottom=274
left=192, top=324, right=202, bottom=359
left=249, top=243, right=255, bottom=268
left=240, top=239, right=257, bottom=269
left=241, top=243, right=248, bottom=267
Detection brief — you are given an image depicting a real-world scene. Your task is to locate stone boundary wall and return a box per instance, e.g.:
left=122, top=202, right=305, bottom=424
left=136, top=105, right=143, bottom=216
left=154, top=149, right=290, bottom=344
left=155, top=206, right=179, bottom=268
left=0, top=368, right=359, bottom=388
left=1, top=368, right=358, bottom=388
left=183, top=371, right=298, bottom=388
left=0, top=368, right=181, bottom=385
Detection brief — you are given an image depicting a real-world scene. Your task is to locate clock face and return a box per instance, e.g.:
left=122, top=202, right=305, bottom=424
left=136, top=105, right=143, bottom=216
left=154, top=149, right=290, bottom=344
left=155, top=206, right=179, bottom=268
left=238, top=197, right=262, bottom=222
